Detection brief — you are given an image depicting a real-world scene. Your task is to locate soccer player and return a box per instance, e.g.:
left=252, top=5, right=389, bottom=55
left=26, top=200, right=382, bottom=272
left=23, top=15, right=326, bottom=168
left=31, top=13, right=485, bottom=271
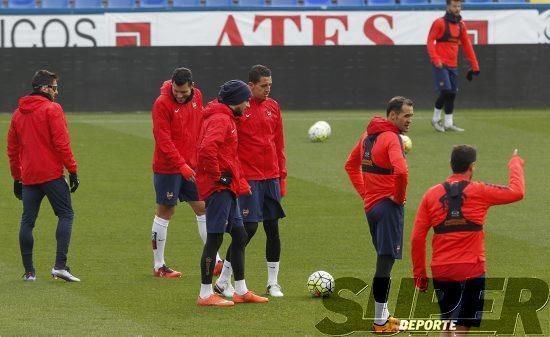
left=427, top=0, right=480, bottom=132
left=150, top=68, right=222, bottom=278
left=345, top=96, right=414, bottom=333
left=196, top=80, right=269, bottom=307
left=411, top=146, right=524, bottom=336
left=7, top=69, right=80, bottom=282
left=214, top=65, right=287, bottom=298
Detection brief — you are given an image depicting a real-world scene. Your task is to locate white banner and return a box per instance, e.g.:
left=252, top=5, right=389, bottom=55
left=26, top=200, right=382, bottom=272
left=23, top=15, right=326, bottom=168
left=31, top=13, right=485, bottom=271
left=0, top=10, right=545, bottom=47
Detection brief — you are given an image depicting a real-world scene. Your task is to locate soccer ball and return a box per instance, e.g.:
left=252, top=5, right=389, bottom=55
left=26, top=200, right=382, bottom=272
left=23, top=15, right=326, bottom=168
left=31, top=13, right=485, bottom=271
left=400, top=134, right=412, bottom=154
left=308, top=121, right=331, bottom=142
left=307, top=271, right=335, bottom=297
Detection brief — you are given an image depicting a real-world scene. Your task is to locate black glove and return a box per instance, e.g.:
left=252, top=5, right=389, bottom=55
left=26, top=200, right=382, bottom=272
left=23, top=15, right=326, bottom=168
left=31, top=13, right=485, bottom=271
left=218, top=172, right=232, bottom=187
left=69, top=173, right=79, bottom=193
left=466, top=69, right=480, bottom=82
left=13, top=180, right=22, bottom=200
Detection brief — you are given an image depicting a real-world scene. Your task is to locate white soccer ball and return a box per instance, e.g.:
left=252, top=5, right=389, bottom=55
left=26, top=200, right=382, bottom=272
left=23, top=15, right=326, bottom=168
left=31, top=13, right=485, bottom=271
left=400, top=134, right=412, bottom=154
left=307, top=270, right=335, bottom=297
left=308, top=121, right=331, bottom=142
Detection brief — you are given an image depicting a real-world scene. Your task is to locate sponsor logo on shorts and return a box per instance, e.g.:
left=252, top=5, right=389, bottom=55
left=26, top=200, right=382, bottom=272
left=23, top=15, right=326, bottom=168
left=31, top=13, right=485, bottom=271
left=166, top=192, right=174, bottom=200
left=242, top=209, right=250, bottom=217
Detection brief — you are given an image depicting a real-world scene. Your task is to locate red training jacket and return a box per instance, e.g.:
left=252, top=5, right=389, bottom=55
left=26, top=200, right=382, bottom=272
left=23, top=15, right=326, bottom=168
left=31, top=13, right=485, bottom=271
left=411, top=155, right=525, bottom=282
left=345, top=116, right=408, bottom=212
left=196, top=100, right=249, bottom=201
left=152, top=80, right=203, bottom=173
left=427, top=17, right=479, bottom=71
left=237, top=97, right=287, bottom=181
left=7, top=94, right=77, bottom=185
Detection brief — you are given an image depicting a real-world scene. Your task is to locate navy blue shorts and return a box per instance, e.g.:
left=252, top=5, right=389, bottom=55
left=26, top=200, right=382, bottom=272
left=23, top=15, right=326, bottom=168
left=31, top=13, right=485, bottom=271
left=366, top=198, right=404, bottom=259
left=433, top=65, right=459, bottom=93
left=239, top=178, right=286, bottom=222
left=154, top=173, right=199, bottom=206
left=433, top=275, right=485, bottom=327
left=205, top=190, right=244, bottom=234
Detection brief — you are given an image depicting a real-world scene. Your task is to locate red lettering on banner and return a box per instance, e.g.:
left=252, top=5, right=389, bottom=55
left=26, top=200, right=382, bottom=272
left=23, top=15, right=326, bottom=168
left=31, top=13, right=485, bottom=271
left=363, top=14, right=394, bottom=45
left=464, top=20, right=488, bottom=45
left=253, top=15, right=301, bottom=46
left=217, top=15, right=244, bottom=46
left=306, top=16, right=348, bottom=46
left=116, top=23, right=150, bottom=47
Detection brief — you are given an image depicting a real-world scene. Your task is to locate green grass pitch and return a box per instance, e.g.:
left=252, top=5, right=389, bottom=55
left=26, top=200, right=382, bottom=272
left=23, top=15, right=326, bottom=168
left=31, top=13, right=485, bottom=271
left=0, top=109, right=548, bottom=336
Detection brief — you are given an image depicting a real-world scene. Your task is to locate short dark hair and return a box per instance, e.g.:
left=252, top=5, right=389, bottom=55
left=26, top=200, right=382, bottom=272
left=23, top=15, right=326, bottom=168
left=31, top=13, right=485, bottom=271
left=249, top=65, right=271, bottom=84
left=31, top=69, right=57, bottom=90
left=171, top=68, right=193, bottom=86
left=386, top=96, right=414, bottom=117
left=451, top=145, right=477, bottom=173
left=446, top=0, right=461, bottom=5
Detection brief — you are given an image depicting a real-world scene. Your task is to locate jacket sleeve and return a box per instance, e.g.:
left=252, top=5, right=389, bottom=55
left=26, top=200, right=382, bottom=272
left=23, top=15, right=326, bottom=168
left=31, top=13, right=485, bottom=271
left=275, top=106, right=287, bottom=180
left=152, top=100, right=187, bottom=170
left=345, top=136, right=366, bottom=199
left=460, top=21, right=480, bottom=72
left=411, top=194, right=432, bottom=280
left=197, top=117, right=226, bottom=179
left=388, top=134, right=408, bottom=204
left=478, top=155, right=525, bottom=205
left=48, top=104, right=78, bottom=173
left=7, top=116, right=22, bottom=180
left=427, top=19, right=444, bottom=66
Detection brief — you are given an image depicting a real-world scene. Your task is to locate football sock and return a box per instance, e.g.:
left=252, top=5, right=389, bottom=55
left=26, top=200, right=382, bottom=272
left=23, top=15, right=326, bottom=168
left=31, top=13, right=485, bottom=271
left=433, top=107, right=442, bottom=122
left=200, top=283, right=214, bottom=299
left=218, top=260, right=233, bottom=284
left=152, top=215, right=169, bottom=270
left=235, top=279, right=248, bottom=295
left=444, top=114, right=453, bottom=128
left=267, top=261, right=280, bottom=286
left=374, top=301, right=390, bottom=325
left=196, top=214, right=221, bottom=263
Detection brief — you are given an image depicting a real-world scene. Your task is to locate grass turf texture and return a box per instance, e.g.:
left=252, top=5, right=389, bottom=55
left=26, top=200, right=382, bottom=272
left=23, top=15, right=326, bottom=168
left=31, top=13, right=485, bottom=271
left=0, top=110, right=548, bottom=336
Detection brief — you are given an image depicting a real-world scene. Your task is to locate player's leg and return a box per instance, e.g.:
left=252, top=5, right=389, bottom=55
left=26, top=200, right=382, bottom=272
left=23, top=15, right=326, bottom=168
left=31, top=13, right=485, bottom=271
left=443, top=67, right=463, bottom=131
left=151, top=173, right=181, bottom=278
left=453, top=275, right=484, bottom=335
left=263, top=178, right=286, bottom=296
left=431, top=65, right=450, bottom=132
left=197, top=190, right=235, bottom=307
left=217, top=181, right=261, bottom=290
left=19, top=184, right=45, bottom=281
left=373, top=255, right=395, bottom=324
left=230, top=198, right=268, bottom=304
left=367, top=198, right=403, bottom=332
left=433, top=279, right=464, bottom=337
left=187, top=187, right=223, bottom=273
left=43, top=177, right=79, bottom=282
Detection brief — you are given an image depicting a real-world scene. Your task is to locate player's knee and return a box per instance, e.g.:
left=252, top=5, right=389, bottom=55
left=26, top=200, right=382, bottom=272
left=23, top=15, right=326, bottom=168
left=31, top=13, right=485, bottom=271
left=231, top=227, right=248, bottom=248
left=156, top=205, right=175, bottom=220
left=244, top=221, right=258, bottom=239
